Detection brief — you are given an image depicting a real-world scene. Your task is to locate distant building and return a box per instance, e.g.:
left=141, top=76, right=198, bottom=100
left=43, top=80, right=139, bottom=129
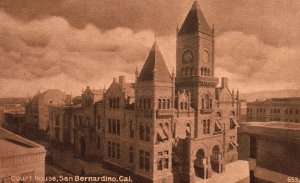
left=48, top=87, right=103, bottom=154
left=238, top=99, right=247, bottom=123
left=25, top=89, right=72, bottom=132
left=247, top=97, right=300, bottom=123
left=0, top=98, right=27, bottom=131
left=0, top=128, right=46, bottom=183
left=240, top=122, right=300, bottom=183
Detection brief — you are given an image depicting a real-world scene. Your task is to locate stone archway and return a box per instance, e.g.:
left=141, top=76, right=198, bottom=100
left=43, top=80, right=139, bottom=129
left=210, top=145, right=222, bottom=173
left=194, top=149, right=206, bottom=178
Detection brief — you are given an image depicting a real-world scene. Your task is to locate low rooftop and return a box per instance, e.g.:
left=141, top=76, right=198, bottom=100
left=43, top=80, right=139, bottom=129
left=240, top=122, right=300, bottom=142
left=0, top=128, right=46, bottom=158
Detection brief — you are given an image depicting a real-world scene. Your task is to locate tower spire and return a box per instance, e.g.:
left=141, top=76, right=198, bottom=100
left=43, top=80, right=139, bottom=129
left=178, top=1, right=212, bottom=35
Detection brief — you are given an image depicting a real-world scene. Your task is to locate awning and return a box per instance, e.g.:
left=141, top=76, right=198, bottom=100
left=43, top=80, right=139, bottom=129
left=157, top=126, right=167, bottom=140
left=231, top=118, right=240, bottom=127
left=215, top=120, right=223, bottom=131
left=232, top=141, right=239, bottom=147
left=230, top=141, right=239, bottom=147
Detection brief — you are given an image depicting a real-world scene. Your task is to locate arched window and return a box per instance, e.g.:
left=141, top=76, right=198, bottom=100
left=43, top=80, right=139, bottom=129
left=204, top=68, right=207, bottom=76
left=162, top=99, right=166, bottom=109
left=158, top=99, right=162, bottom=109
left=185, top=102, right=188, bottom=110
left=158, top=159, right=163, bottom=170
left=167, top=99, right=170, bottom=109
left=164, top=157, right=169, bottom=169
left=203, top=120, right=206, bottom=134
left=205, top=94, right=210, bottom=109
left=186, top=123, right=191, bottom=137
left=201, top=68, right=203, bottom=76
left=202, top=98, right=205, bottom=109
left=109, top=98, right=112, bottom=108
left=180, top=102, right=183, bottom=110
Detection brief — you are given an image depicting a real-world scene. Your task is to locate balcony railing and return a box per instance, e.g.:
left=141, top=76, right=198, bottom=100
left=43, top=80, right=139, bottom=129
left=200, top=109, right=213, bottom=114
left=156, top=109, right=173, bottom=118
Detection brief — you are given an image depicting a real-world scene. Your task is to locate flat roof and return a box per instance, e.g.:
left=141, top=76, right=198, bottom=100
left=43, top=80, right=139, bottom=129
left=240, top=122, right=300, bottom=142
left=0, top=128, right=46, bottom=158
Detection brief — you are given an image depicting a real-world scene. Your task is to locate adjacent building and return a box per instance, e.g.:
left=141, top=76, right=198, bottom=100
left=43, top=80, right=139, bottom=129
left=0, top=128, right=46, bottom=183
left=247, top=97, right=300, bottom=123
left=239, top=122, right=300, bottom=183
left=25, top=89, right=72, bottom=132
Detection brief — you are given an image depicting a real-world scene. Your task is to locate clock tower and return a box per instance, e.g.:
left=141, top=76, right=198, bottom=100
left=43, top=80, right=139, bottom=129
left=175, top=1, right=219, bottom=137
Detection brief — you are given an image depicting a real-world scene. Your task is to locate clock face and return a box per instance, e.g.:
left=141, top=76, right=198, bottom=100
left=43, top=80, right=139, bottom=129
left=183, top=50, right=193, bottom=63
left=202, top=51, right=210, bottom=63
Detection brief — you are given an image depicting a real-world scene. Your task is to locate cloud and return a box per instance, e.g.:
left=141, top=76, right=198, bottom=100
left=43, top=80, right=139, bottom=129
left=215, top=31, right=300, bottom=92
left=0, top=10, right=177, bottom=97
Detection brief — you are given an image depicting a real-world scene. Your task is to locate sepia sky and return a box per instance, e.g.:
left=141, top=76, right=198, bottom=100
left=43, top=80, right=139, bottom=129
left=0, top=0, right=300, bottom=97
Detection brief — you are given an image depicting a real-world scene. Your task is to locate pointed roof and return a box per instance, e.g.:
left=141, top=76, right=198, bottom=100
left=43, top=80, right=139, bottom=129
left=178, top=1, right=212, bottom=36
left=138, top=42, right=171, bottom=82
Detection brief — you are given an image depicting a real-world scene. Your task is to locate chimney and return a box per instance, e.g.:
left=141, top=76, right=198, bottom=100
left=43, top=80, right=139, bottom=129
left=221, top=77, right=228, bottom=88
left=119, top=76, right=125, bottom=88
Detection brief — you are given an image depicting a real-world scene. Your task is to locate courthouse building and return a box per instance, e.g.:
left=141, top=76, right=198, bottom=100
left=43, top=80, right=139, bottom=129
left=47, top=1, right=246, bottom=183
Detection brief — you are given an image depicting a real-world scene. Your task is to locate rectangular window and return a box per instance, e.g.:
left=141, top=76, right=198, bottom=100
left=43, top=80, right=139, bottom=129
left=97, top=135, right=101, bottom=149
left=145, top=151, right=150, bottom=171
left=139, top=150, right=144, bottom=169
left=117, top=143, right=120, bottom=159
left=113, top=120, right=116, bottom=134
left=117, top=120, right=120, bottom=135
left=130, top=121, right=134, bottom=138
left=108, top=119, right=112, bottom=133
left=108, top=141, right=111, bottom=157
left=97, top=116, right=101, bottom=129
left=112, top=142, right=116, bottom=158
left=129, top=146, right=134, bottom=163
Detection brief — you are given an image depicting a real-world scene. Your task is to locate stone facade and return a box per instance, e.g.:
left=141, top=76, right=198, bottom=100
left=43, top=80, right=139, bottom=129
left=247, top=97, right=300, bottom=123
left=0, top=128, right=46, bottom=183
left=97, top=2, right=238, bottom=182
left=46, top=2, right=240, bottom=183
